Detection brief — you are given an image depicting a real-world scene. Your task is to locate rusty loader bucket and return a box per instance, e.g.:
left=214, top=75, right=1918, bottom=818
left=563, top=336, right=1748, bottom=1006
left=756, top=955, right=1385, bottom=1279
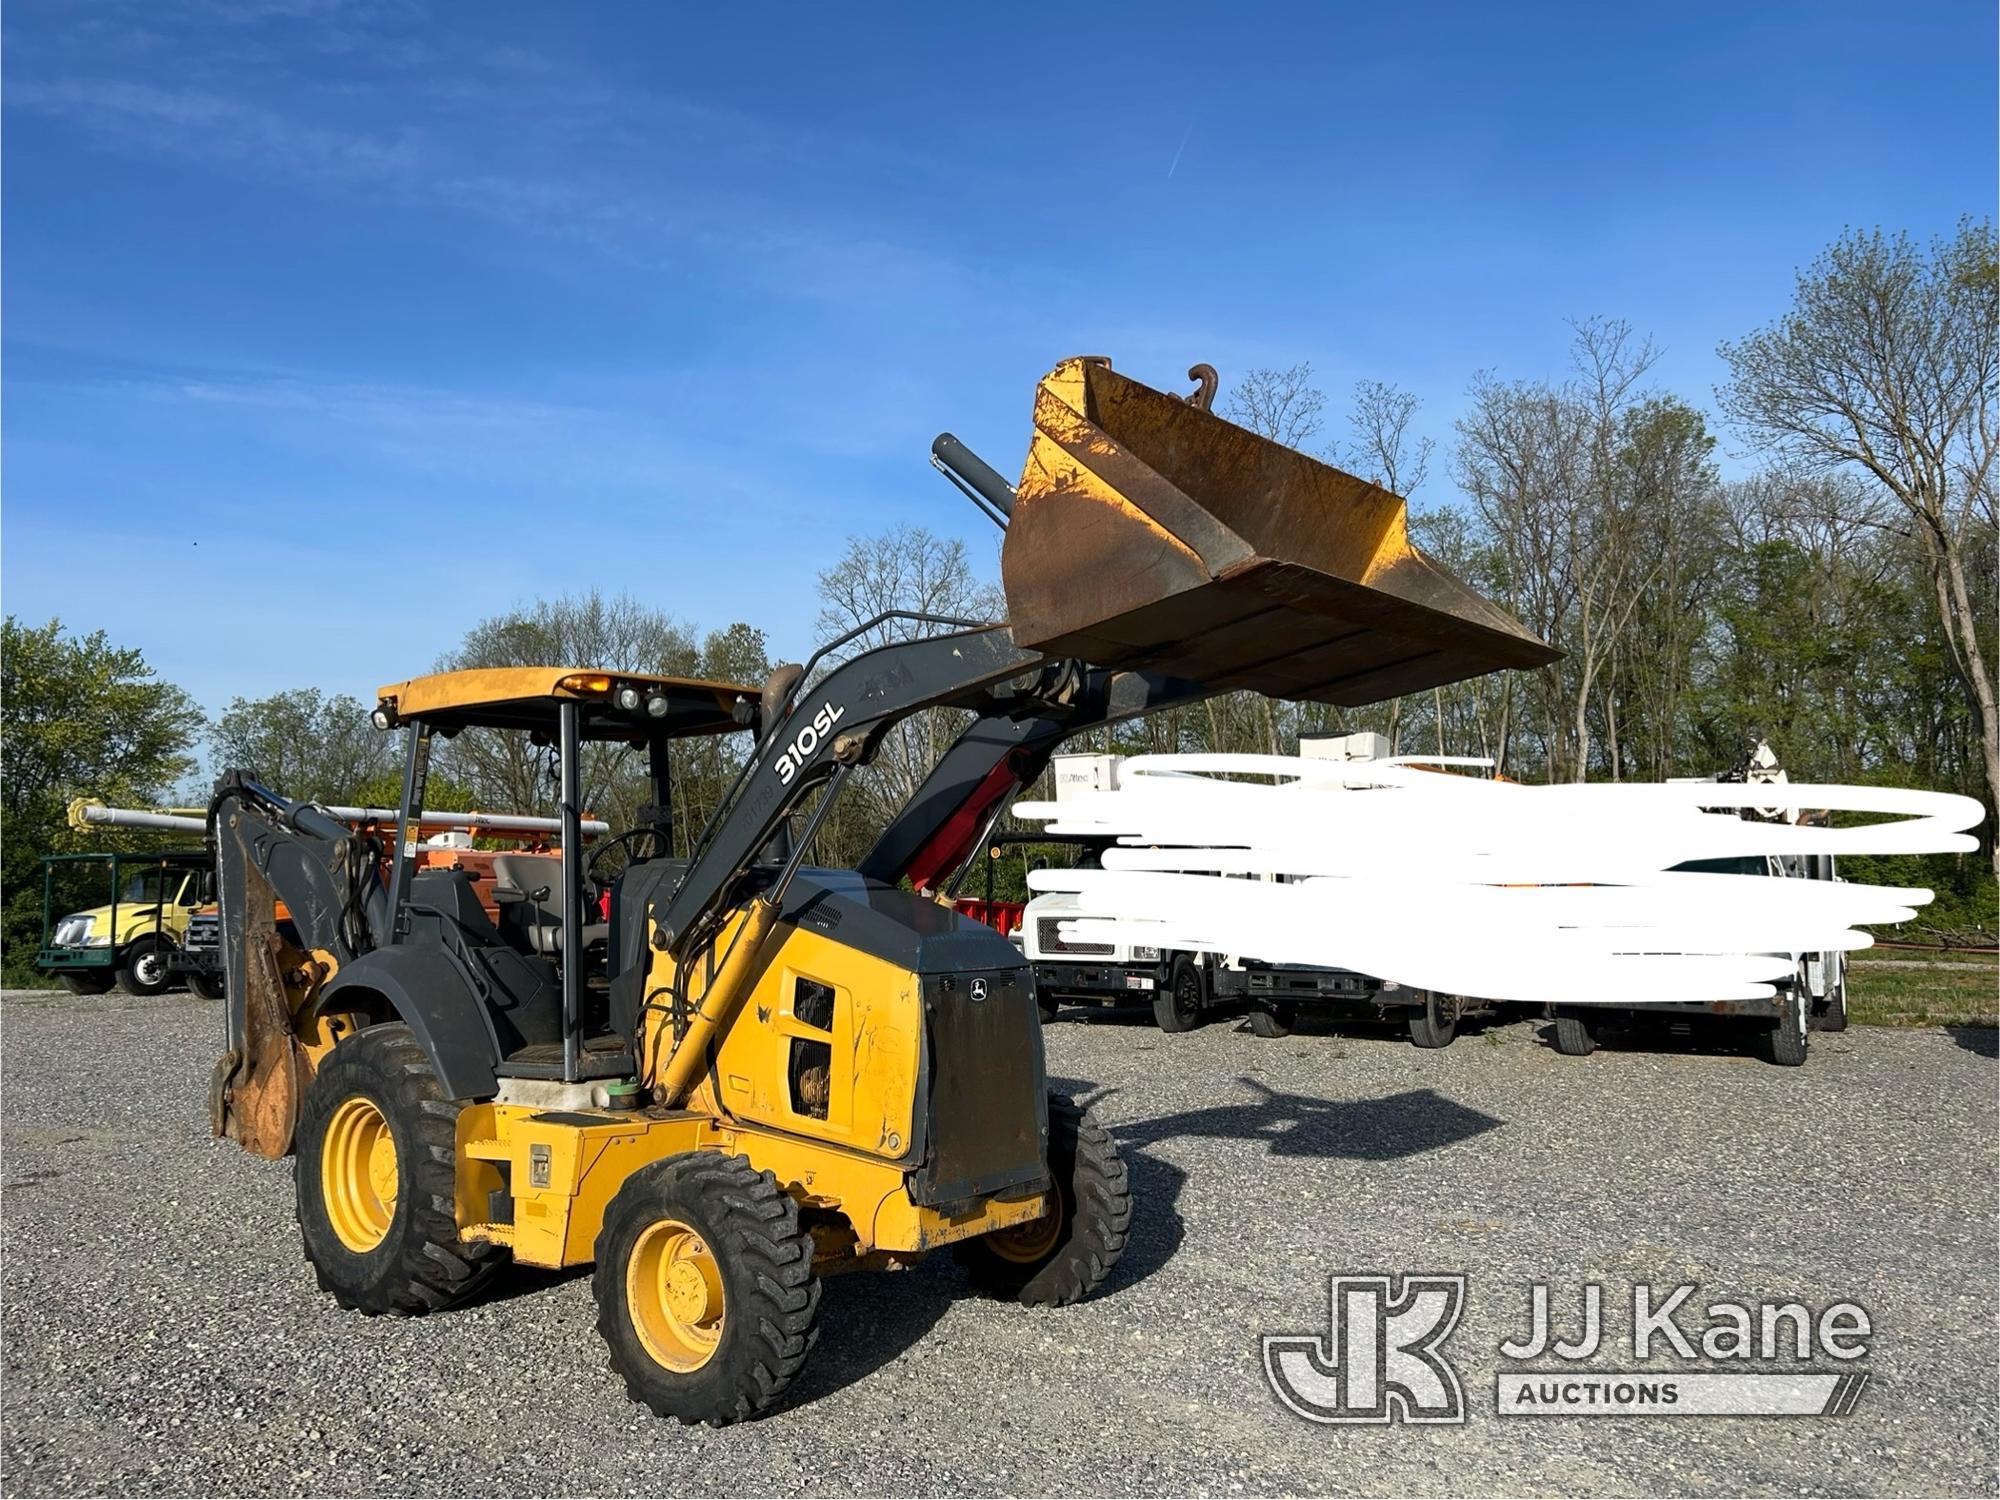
left=999, top=358, right=1558, bottom=704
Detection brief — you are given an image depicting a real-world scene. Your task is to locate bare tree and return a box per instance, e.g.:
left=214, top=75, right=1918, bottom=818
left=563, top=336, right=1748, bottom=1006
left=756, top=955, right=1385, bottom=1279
left=1345, top=378, right=1434, bottom=497
left=1719, top=219, right=1999, bottom=865
left=1456, top=319, right=1675, bottom=780
left=1344, top=379, right=1439, bottom=749
left=813, top=525, right=1002, bottom=858
left=1224, top=364, right=1326, bottom=452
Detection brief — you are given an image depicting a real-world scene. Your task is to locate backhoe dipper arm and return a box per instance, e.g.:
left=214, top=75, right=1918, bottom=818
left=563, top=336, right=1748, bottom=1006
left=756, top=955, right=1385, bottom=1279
left=207, top=771, right=384, bottom=1158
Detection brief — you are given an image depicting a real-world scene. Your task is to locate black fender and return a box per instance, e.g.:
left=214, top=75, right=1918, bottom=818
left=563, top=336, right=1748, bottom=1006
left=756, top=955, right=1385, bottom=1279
left=321, top=945, right=504, bottom=1102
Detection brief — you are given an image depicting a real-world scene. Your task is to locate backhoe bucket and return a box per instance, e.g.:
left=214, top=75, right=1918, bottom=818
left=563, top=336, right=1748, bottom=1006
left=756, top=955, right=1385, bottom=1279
left=1000, top=358, right=1558, bottom=705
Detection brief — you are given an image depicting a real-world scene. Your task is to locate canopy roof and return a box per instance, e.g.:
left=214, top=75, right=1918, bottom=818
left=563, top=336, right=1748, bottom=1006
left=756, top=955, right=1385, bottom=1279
left=375, top=667, right=759, bottom=739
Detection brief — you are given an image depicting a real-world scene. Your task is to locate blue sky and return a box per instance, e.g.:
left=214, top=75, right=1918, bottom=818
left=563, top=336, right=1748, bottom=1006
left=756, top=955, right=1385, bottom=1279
left=4, top=0, right=1992, bottom=719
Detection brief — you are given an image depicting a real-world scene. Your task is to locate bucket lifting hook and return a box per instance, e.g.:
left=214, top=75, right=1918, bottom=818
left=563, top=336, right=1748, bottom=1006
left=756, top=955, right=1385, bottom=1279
left=1176, top=363, right=1219, bottom=412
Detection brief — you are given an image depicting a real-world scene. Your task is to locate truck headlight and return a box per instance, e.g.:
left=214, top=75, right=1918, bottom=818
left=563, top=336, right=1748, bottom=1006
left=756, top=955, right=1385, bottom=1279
left=52, top=915, right=95, bottom=947
left=1132, top=945, right=1161, bottom=961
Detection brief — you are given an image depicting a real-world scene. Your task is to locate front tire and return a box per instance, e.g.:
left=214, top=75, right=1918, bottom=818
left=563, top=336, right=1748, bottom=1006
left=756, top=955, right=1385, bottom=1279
left=1407, top=991, right=1459, bottom=1049
left=1551, top=1007, right=1598, bottom=1057
left=58, top=971, right=116, bottom=996
left=116, top=939, right=176, bottom=997
left=957, top=1093, right=1130, bottom=1306
left=1763, top=967, right=1810, bottom=1067
left=1153, top=958, right=1205, bottom=1033
left=1247, top=1001, right=1295, bottom=1038
left=594, top=1153, right=820, bottom=1426
left=295, top=1023, right=503, bottom=1315
left=189, top=972, right=227, bottom=1001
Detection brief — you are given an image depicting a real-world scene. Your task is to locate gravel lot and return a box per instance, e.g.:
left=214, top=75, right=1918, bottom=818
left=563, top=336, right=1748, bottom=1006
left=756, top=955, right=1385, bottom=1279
left=3, top=989, right=1994, bottom=1498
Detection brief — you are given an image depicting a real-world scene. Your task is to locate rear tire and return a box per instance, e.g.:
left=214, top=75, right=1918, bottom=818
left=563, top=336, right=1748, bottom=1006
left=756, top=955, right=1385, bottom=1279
left=1763, top=967, right=1810, bottom=1067
left=1153, top=958, right=1205, bottom=1033
left=58, top=971, right=116, bottom=996
left=1551, top=1008, right=1598, bottom=1057
left=1247, top=1001, right=1295, bottom=1038
left=116, top=940, right=175, bottom=997
left=594, top=1153, right=820, bottom=1426
left=295, top=1023, right=504, bottom=1315
left=957, top=1093, right=1130, bottom=1306
left=1407, top=991, right=1459, bottom=1049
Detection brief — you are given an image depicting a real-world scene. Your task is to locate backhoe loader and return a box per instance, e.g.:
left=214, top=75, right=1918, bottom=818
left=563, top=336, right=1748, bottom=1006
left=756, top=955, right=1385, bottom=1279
left=208, top=356, right=1555, bottom=1425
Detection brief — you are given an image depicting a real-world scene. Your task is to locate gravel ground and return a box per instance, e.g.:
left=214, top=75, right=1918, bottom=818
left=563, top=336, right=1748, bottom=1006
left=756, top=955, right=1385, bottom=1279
left=2, top=989, right=1994, bottom=1498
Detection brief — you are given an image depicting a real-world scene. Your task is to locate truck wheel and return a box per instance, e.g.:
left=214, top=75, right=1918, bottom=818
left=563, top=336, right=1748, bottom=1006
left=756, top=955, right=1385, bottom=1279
left=1763, top=967, right=1810, bottom=1067
left=1407, top=991, right=1458, bottom=1049
left=115, top=940, right=176, bottom=997
left=58, top=971, right=116, bottom=996
left=1247, top=1001, right=1296, bottom=1038
left=1551, top=1008, right=1598, bottom=1057
left=295, top=1023, right=504, bottom=1315
left=957, top=1093, right=1129, bottom=1306
left=1153, top=958, right=1205, bottom=1033
left=1810, top=953, right=1848, bottom=1033
left=594, top=1153, right=820, bottom=1426
left=189, top=973, right=227, bottom=1001
left=1036, top=993, right=1059, bottom=1024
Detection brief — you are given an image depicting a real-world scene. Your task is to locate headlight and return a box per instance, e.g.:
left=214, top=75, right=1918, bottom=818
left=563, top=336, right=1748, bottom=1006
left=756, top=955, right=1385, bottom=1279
left=1132, top=945, right=1161, bottom=961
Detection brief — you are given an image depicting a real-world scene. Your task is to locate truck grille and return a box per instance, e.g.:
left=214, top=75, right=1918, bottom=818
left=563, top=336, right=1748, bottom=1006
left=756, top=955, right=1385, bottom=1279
left=1036, top=917, right=1112, bottom=958
left=184, top=913, right=220, bottom=950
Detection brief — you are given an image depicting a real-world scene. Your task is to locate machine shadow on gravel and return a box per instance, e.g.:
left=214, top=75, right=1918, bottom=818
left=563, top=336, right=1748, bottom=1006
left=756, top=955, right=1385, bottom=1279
left=781, top=1259, right=962, bottom=1412
left=1047, top=1074, right=1502, bottom=1298
left=1948, top=1024, right=1998, bottom=1057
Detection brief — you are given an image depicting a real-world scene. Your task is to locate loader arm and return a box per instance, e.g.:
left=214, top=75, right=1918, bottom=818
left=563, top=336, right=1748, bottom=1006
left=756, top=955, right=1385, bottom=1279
left=652, top=622, right=1058, bottom=954
left=857, top=666, right=1214, bottom=890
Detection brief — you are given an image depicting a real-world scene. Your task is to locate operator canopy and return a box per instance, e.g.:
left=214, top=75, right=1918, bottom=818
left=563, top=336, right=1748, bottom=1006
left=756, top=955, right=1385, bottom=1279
left=373, top=667, right=759, bottom=739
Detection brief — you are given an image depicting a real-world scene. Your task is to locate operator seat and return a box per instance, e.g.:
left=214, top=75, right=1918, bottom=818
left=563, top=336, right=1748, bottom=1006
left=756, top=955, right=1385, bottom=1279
left=490, top=853, right=608, bottom=956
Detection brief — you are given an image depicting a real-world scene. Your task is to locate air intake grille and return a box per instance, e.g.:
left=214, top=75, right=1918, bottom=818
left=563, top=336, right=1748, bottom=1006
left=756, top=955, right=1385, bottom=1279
left=1036, top=917, right=1112, bottom=958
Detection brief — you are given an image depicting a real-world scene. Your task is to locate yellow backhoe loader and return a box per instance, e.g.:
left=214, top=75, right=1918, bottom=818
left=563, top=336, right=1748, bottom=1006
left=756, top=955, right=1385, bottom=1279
left=206, top=357, right=1555, bottom=1425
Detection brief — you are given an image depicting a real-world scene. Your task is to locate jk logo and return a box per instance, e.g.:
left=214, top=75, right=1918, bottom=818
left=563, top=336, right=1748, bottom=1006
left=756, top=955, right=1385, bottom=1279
left=1264, top=1274, right=1467, bottom=1424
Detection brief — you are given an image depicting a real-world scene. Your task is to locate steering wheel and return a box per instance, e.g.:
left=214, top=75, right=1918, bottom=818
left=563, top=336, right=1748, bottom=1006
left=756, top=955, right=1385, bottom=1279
left=587, top=826, right=668, bottom=887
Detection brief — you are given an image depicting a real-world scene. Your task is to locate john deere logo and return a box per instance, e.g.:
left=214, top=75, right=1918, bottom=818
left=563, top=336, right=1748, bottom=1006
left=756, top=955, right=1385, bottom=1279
left=1264, top=1274, right=1467, bottom=1424
left=969, top=978, right=988, bottom=1002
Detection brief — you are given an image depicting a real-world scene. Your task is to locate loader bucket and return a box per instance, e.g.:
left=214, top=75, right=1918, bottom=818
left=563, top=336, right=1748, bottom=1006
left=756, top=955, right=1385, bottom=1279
left=1000, top=358, right=1558, bottom=705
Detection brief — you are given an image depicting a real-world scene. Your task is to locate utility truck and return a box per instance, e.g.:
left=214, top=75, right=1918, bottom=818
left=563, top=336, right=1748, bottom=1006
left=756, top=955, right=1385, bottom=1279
left=1019, top=735, right=1487, bottom=1046
left=34, top=849, right=212, bottom=996
left=1547, top=742, right=1847, bottom=1066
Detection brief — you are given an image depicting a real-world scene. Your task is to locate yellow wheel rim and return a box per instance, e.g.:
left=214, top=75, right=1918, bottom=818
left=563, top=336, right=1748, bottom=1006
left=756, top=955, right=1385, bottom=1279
left=627, top=1218, right=726, bottom=1372
left=985, top=1196, right=1065, bottom=1265
left=321, top=1095, right=398, bottom=1253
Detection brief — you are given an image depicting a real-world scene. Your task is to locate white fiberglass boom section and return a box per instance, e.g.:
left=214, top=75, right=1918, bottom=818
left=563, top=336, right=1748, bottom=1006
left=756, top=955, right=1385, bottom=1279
left=70, top=801, right=610, bottom=838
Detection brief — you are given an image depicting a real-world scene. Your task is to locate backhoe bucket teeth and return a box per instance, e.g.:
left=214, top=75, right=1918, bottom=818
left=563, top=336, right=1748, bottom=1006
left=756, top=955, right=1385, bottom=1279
left=1000, top=358, right=1558, bottom=704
